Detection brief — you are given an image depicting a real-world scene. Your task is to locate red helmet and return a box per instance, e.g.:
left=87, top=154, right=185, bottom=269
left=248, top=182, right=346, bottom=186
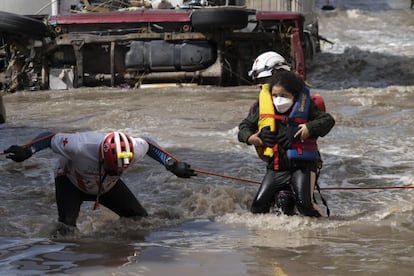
left=311, top=94, right=326, bottom=112
left=100, top=132, right=134, bottom=175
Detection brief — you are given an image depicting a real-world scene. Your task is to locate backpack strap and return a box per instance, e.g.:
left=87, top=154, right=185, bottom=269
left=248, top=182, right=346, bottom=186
left=314, top=166, right=330, bottom=217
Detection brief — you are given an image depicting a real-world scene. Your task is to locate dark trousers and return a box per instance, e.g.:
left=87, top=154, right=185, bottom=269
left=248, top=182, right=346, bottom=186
left=55, top=175, right=148, bottom=226
left=251, top=168, right=322, bottom=217
left=251, top=170, right=292, bottom=214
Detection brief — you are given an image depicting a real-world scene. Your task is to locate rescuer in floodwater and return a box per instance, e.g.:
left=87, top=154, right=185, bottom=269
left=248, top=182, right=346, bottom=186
left=238, top=51, right=335, bottom=217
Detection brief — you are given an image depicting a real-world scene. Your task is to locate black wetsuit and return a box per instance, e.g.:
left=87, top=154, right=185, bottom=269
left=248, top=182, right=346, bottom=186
left=238, top=99, right=335, bottom=217
left=55, top=175, right=148, bottom=227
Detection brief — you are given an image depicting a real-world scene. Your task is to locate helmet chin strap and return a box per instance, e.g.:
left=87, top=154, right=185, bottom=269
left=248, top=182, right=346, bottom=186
left=94, top=161, right=108, bottom=210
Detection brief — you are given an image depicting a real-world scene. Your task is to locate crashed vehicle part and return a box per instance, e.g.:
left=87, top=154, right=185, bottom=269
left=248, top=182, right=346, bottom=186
left=191, top=8, right=250, bottom=31
left=0, top=11, right=48, bottom=37
left=0, top=7, right=312, bottom=90
left=125, top=40, right=216, bottom=71
left=0, top=11, right=49, bottom=92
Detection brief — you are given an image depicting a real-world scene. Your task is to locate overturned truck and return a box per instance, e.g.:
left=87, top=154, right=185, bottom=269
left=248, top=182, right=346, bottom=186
left=0, top=2, right=320, bottom=91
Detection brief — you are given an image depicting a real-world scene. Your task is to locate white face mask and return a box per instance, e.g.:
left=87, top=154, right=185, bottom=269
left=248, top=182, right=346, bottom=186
left=273, top=96, right=293, bottom=113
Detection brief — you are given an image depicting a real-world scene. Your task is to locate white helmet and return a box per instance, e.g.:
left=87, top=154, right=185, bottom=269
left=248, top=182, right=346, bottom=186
left=248, top=51, right=291, bottom=80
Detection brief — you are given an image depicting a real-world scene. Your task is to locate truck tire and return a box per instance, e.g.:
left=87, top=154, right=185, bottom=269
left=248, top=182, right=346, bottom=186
left=0, top=11, right=48, bottom=37
left=191, top=8, right=250, bottom=31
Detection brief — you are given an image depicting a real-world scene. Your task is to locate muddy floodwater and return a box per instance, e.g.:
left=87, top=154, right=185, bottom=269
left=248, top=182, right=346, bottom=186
left=1, top=0, right=414, bottom=275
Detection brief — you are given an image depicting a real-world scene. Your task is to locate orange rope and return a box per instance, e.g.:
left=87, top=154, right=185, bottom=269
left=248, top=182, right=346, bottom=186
left=21, top=133, right=56, bottom=148
left=194, top=168, right=414, bottom=191
left=1, top=133, right=56, bottom=155
left=3, top=136, right=412, bottom=191
left=194, top=168, right=261, bottom=185
left=320, top=186, right=414, bottom=191
left=144, top=139, right=413, bottom=191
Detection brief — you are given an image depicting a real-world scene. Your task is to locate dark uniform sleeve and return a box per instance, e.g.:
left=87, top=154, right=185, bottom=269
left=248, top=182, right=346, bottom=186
left=140, top=136, right=170, bottom=165
left=238, top=102, right=260, bottom=144
left=306, top=100, right=335, bottom=138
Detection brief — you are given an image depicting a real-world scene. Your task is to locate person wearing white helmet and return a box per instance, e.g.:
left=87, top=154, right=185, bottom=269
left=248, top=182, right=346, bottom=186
left=238, top=51, right=334, bottom=217
left=241, top=51, right=296, bottom=215
left=3, top=130, right=196, bottom=236
left=248, top=51, right=291, bottom=83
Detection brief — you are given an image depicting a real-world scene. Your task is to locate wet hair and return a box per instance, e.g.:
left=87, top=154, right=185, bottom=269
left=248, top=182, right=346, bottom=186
left=268, top=70, right=305, bottom=97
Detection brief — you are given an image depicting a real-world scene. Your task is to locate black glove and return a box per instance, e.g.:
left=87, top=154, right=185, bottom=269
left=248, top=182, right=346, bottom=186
left=276, top=126, right=299, bottom=149
left=166, top=159, right=197, bottom=178
left=258, top=126, right=278, bottom=147
left=4, top=145, right=33, bottom=162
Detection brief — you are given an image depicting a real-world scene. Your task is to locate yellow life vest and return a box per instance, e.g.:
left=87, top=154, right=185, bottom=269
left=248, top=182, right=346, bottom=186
left=257, top=86, right=321, bottom=170
left=257, top=84, right=277, bottom=160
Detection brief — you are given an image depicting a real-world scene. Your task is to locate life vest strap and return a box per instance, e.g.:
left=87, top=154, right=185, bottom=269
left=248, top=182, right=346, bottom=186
left=273, top=144, right=279, bottom=170
left=291, top=143, right=319, bottom=150
left=292, top=141, right=318, bottom=150
left=260, top=113, right=289, bottom=122
left=292, top=118, right=307, bottom=124
left=260, top=114, right=308, bottom=125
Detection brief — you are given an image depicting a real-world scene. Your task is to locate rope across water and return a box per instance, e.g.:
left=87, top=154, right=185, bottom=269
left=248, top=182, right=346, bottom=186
left=146, top=140, right=414, bottom=191
left=2, top=135, right=412, bottom=191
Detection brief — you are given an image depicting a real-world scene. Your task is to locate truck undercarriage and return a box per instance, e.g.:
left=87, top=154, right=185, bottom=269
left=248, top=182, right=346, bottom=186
left=0, top=5, right=317, bottom=91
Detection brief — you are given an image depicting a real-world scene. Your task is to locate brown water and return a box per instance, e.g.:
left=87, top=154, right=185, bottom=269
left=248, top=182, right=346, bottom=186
left=1, top=0, right=414, bottom=275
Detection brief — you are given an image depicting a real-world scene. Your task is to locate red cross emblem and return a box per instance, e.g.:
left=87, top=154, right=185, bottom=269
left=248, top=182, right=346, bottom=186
left=62, top=137, right=68, bottom=146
